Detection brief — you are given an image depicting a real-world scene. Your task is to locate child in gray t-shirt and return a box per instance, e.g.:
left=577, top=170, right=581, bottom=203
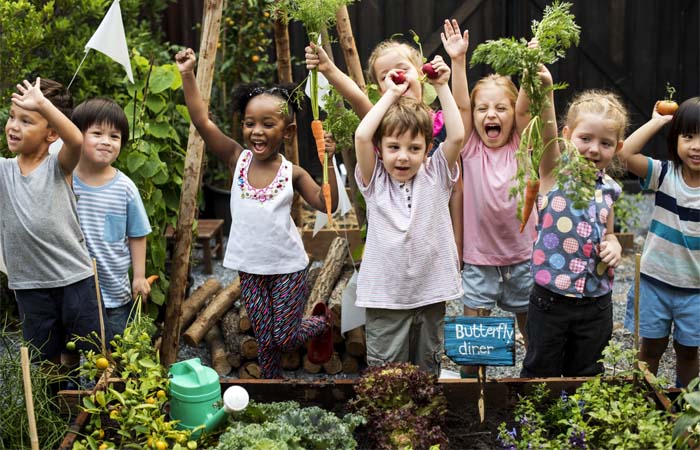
left=0, top=78, right=103, bottom=366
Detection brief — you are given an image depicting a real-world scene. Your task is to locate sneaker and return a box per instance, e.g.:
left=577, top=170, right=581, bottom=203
left=307, top=302, right=333, bottom=365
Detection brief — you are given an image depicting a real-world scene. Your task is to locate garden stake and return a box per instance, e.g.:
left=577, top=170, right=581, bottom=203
left=633, top=253, right=641, bottom=385
left=20, top=346, right=40, bottom=450
left=92, top=258, right=108, bottom=357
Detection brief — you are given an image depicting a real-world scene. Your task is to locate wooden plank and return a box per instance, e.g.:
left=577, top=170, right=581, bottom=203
left=302, top=228, right=362, bottom=261
left=445, top=316, right=515, bottom=367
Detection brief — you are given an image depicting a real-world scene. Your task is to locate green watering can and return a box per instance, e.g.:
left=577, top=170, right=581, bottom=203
left=168, top=358, right=249, bottom=438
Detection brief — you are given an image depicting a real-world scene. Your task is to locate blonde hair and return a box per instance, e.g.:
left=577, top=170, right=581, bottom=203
left=367, top=40, right=422, bottom=85
left=470, top=74, right=518, bottom=110
left=374, top=97, right=433, bottom=150
left=565, top=90, right=629, bottom=140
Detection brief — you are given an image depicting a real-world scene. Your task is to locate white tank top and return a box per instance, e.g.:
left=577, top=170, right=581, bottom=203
left=224, top=150, right=308, bottom=275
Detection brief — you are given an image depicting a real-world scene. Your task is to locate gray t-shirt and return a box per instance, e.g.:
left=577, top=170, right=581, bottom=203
left=0, top=154, right=93, bottom=289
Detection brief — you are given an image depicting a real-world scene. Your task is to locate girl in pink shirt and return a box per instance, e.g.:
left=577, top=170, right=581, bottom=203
left=452, top=33, right=557, bottom=377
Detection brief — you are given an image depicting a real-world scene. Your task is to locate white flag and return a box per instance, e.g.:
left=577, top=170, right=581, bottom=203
left=85, top=0, right=134, bottom=83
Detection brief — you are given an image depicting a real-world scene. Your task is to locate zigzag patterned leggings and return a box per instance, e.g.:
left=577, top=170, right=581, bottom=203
left=239, top=269, right=327, bottom=378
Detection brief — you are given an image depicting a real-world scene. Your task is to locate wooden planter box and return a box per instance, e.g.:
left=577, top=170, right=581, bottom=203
left=58, top=373, right=677, bottom=449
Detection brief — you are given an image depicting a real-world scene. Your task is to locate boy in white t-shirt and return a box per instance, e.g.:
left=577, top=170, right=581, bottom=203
left=354, top=56, right=464, bottom=375
left=71, top=98, right=152, bottom=343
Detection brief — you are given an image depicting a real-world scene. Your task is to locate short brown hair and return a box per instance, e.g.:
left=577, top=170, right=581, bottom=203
left=38, top=78, right=73, bottom=118
left=374, top=97, right=433, bottom=150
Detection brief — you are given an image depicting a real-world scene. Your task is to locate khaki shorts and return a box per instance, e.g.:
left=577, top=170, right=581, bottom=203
left=365, top=302, right=445, bottom=376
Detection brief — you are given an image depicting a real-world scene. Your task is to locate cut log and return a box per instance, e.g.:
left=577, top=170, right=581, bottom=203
left=281, top=350, right=301, bottom=371
left=322, top=352, right=342, bottom=375
left=302, top=354, right=322, bottom=374
left=181, top=278, right=222, bottom=330
left=328, top=266, right=354, bottom=328
left=305, top=237, right=348, bottom=316
left=238, top=304, right=252, bottom=333
left=239, top=335, right=259, bottom=360
left=226, top=353, right=242, bottom=369
left=345, top=326, right=366, bottom=357
left=306, top=264, right=322, bottom=292
left=182, top=278, right=241, bottom=346
left=221, top=309, right=243, bottom=354
left=238, top=361, right=260, bottom=379
left=341, top=353, right=360, bottom=373
left=204, top=325, right=231, bottom=376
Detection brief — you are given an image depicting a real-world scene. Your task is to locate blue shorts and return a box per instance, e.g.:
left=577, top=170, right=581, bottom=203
left=624, top=276, right=700, bottom=347
left=461, top=261, right=532, bottom=313
left=106, top=301, right=134, bottom=346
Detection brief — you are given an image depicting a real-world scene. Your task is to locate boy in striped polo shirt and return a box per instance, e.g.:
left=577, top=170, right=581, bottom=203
left=72, top=98, right=152, bottom=344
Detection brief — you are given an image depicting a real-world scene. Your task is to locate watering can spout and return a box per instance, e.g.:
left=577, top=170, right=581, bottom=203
left=202, top=385, right=250, bottom=433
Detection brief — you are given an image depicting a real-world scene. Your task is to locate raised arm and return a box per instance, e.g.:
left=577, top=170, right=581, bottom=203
left=441, top=19, right=472, bottom=142
left=354, top=72, right=403, bottom=185
left=428, top=56, right=464, bottom=168
left=534, top=65, right=559, bottom=189
left=175, top=48, right=242, bottom=167
left=305, top=42, right=373, bottom=119
left=12, top=78, right=83, bottom=174
left=619, top=104, right=673, bottom=178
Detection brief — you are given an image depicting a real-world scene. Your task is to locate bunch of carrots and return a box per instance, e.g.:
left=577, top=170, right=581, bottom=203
left=276, top=0, right=354, bottom=227
left=471, top=1, right=582, bottom=231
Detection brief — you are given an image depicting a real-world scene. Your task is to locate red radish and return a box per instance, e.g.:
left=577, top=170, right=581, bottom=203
left=422, top=62, right=438, bottom=79
left=391, top=72, right=406, bottom=84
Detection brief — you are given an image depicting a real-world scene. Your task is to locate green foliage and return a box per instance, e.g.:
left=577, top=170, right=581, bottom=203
left=470, top=2, right=588, bottom=214
left=74, top=300, right=194, bottom=450
left=321, top=87, right=360, bottom=151
left=614, top=191, right=643, bottom=232
left=555, top=139, right=599, bottom=210
left=111, top=53, right=189, bottom=305
left=213, top=400, right=365, bottom=450
left=0, top=327, right=67, bottom=450
left=673, top=377, right=700, bottom=447
left=351, top=362, right=448, bottom=450
left=497, top=342, right=674, bottom=450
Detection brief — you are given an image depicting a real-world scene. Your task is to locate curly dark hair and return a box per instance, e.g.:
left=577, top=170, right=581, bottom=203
left=231, top=82, right=299, bottom=123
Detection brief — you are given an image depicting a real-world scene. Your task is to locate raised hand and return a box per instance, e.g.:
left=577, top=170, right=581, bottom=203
left=441, top=19, right=469, bottom=60
left=175, top=48, right=196, bottom=74
left=424, top=55, right=451, bottom=86
left=305, top=42, right=332, bottom=73
left=384, top=69, right=410, bottom=96
left=11, top=78, right=47, bottom=112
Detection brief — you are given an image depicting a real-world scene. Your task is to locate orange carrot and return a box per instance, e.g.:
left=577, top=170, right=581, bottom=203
left=146, top=275, right=159, bottom=285
left=322, top=182, right=333, bottom=225
left=520, top=179, right=540, bottom=233
left=311, top=119, right=325, bottom=164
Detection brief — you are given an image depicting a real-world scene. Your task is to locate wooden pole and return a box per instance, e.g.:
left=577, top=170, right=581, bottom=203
left=273, top=11, right=301, bottom=225
left=633, top=252, right=642, bottom=384
left=20, top=347, right=39, bottom=450
left=91, top=259, right=107, bottom=357
left=161, top=0, right=224, bottom=367
left=476, top=308, right=487, bottom=424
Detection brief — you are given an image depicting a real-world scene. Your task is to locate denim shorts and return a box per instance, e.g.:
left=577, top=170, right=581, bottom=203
left=624, top=276, right=700, bottom=347
left=461, top=261, right=532, bottom=313
left=106, top=301, right=135, bottom=345
left=15, top=276, right=103, bottom=360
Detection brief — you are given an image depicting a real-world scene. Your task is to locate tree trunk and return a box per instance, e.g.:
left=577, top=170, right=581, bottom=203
left=304, top=237, right=348, bottom=316
left=273, top=13, right=301, bottom=225
left=345, top=326, right=366, bottom=357
left=161, top=0, right=224, bottom=367
left=239, top=335, right=259, bottom=360
left=335, top=5, right=366, bottom=92
left=182, top=278, right=241, bottom=346
left=181, top=278, right=222, bottom=330
left=238, top=361, right=261, bottom=379
left=204, top=325, right=231, bottom=376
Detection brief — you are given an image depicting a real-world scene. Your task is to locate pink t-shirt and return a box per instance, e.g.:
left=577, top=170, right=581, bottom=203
left=460, top=130, right=536, bottom=266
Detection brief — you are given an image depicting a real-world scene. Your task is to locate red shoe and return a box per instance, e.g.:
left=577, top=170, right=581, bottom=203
left=308, top=302, right=333, bottom=365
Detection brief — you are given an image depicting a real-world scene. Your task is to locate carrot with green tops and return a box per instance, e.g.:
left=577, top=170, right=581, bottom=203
left=311, top=119, right=325, bottom=164
left=146, top=275, right=159, bottom=285
left=519, top=179, right=540, bottom=233
left=322, top=182, right=333, bottom=225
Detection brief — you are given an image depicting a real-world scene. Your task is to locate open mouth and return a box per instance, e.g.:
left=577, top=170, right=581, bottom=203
left=252, top=142, right=266, bottom=153
left=484, top=124, right=501, bottom=139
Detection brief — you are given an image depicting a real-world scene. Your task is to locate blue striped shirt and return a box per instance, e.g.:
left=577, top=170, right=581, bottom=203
left=640, top=158, right=700, bottom=289
left=74, top=171, right=151, bottom=307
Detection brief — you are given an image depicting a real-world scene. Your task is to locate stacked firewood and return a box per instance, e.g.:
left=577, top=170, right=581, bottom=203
left=179, top=237, right=366, bottom=378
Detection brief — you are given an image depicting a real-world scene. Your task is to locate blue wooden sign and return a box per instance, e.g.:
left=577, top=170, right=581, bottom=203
left=444, top=316, right=515, bottom=366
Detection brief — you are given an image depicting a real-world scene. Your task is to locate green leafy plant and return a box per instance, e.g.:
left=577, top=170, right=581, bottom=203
left=73, top=300, right=195, bottom=450
left=497, top=342, right=674, bottom=450
left=673, top=377, right=700, bottom=448
left=471, top=2, right=594, bottom=216
left=0, top=327, right=68, bottom=450
left=351, top=362, right=448, bottom=450
left=614, top=191, right=643, bottom=233
left=213, top=400, right=365, bottom=450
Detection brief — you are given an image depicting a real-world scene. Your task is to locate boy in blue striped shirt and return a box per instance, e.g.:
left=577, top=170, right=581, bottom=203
left=72, top=98, right=151, bottom=343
